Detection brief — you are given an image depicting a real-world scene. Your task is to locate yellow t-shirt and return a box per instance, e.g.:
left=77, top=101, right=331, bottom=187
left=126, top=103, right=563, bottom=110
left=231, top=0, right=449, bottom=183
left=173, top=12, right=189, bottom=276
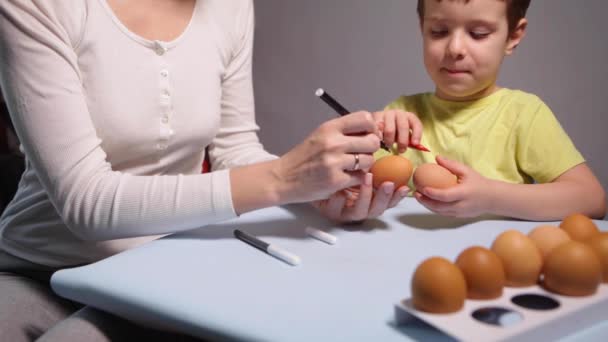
left=375, top=88, right=584, bottom=186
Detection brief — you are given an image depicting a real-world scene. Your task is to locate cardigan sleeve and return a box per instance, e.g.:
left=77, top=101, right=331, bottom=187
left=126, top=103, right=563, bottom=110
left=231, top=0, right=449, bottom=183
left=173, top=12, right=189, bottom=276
left=207, top=0, right=277, bottom=170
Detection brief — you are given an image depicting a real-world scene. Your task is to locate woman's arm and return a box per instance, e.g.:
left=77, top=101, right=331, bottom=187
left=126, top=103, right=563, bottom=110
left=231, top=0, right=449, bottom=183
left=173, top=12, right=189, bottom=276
left=0, top=1, right=245, bottom=240
left=214, top=2, right=382, bottom=215
left=0, top=0, right=381, bottom=240
left=206, top=0, right=277, bottom=170
left=230, top=112, right=381, bottom=214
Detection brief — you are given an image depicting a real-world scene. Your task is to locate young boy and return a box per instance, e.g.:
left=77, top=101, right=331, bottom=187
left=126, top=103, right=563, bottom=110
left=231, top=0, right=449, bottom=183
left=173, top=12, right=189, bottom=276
left=375, top=0, right=606, bottom=220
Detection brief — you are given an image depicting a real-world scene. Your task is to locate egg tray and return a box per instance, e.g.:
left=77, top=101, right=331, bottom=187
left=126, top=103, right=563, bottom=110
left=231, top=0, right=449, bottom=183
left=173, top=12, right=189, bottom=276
left=394, top=284, right=608, bottom=341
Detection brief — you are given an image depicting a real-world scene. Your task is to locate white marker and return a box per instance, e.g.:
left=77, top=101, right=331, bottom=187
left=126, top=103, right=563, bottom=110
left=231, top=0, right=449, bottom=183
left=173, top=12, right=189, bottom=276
left=305, top=227, right=337, bottom=245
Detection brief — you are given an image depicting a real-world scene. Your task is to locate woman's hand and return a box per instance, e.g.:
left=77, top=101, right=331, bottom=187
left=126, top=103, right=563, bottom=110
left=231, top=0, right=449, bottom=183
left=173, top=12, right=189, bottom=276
left=312, top=173, right=409, bottom=223
left=414, top=156, right=493, bottom=218
left=272, top=111, right=381, bottom=204
left=373, top=109, right=423, bottom=153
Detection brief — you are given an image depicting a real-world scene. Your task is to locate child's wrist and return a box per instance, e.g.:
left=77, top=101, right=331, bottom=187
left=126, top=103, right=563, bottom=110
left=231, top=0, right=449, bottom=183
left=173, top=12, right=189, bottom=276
left=483, top=179, right=501, bottom=215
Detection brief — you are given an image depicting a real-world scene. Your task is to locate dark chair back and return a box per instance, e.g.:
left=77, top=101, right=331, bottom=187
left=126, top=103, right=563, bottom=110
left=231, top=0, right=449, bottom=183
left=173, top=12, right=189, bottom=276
left=0, top=100, right=25, bottom=214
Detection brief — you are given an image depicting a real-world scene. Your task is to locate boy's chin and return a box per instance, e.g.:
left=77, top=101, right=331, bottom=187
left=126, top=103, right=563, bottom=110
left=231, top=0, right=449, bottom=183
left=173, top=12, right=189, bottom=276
left=436, top=86, right=493, bottom=101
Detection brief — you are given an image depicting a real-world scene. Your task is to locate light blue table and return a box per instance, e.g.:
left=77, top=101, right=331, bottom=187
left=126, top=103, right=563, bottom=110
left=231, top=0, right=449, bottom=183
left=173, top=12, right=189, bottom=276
left=51, top=198, right=608, bottom=341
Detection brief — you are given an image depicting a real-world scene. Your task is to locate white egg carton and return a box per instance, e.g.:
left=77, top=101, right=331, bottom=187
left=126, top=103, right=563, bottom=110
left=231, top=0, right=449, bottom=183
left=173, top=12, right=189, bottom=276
left=395, top=284, right=608, bottom=341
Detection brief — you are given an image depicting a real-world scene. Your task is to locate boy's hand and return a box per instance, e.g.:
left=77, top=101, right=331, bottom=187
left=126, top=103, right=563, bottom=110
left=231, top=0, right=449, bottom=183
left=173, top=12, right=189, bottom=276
left=373, top=110, right=423, bottom=153
left=414, top=156, right=494, bottom=218
left=312, top=173, right=409, bottom=223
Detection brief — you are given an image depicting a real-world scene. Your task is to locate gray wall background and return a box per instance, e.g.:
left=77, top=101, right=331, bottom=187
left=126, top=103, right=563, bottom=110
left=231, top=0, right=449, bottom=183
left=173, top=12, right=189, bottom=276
left=252, top=0, right=608, bottom=196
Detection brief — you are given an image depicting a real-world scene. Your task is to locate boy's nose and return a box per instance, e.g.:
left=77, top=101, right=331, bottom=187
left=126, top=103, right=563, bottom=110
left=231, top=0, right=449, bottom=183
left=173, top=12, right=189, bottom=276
left=446, top=33, right=466, bottom=59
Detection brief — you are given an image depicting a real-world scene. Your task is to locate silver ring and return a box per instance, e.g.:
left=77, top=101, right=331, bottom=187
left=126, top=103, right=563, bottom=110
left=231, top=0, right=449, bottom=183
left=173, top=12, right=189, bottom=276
left=352, top=153, right=360, bottom=171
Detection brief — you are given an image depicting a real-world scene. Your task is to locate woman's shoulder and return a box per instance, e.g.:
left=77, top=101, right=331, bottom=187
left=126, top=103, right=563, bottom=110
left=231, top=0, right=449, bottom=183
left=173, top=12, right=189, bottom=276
left=205, top=0, right=253, bottom=11
left=202, top=0, right=253, bottom=26
left=0, top=0, right=87, bottom=23
left=200, top=0, right=254, bottom=47
left=1, top=0, right=88, bottom=47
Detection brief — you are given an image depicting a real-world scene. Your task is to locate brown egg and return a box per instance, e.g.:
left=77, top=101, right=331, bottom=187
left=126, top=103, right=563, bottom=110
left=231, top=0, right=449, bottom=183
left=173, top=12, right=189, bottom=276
left=455, top=246, right=505, bottom=299
left=491, top=230, right=543, bottom=287
left=411, top=257, right=467, bottom=313
left=586, top=232, right=608, bottom=283
left=412, top=163, right=457, bottom=191
left=559, top=213, right=600, bottom=242
left=543, top=241, right=602, bottom=296
left=528, top=225, right=571, bottom=260
left=370, top=155, right=413, bottom=189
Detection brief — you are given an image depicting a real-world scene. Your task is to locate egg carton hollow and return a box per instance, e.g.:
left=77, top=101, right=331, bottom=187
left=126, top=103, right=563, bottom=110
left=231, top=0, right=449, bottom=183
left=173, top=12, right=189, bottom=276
left=394, top=283, right=608, bottom=341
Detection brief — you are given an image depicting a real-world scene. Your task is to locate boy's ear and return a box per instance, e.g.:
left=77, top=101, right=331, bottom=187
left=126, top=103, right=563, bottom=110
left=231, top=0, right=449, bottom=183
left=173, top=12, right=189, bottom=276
left=505, top=18, right=527, bottom=56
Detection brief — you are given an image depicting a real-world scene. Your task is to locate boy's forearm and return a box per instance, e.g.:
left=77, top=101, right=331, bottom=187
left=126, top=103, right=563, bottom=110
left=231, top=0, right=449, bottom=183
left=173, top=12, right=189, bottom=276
left=485, top=180, right=607, bottom=221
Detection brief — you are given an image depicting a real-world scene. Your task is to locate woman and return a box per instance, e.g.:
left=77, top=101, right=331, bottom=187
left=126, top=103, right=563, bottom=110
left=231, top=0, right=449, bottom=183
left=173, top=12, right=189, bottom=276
left=0, top=0, right=417, bottom=340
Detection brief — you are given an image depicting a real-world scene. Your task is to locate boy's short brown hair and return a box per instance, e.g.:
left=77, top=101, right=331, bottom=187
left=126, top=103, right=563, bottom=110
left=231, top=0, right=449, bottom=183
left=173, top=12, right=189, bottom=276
left=417, top=0, right=531, bottom=35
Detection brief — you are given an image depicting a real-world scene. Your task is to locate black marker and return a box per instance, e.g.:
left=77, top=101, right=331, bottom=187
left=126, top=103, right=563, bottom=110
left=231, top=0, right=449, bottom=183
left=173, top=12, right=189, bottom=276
left=233, top=229, right=300, bottom=266
left=316, top=88, right=389, bottom=151
left=315, top=88, right=350, bottom=115
left=315, top=88, right=430, bottom=152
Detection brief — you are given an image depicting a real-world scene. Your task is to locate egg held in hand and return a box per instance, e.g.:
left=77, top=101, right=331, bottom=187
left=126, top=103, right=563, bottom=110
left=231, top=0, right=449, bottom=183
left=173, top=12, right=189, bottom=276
left=412, top=163, right=458, bottom=191
left=543, top=241, right=602, bottom=296
left=455, top=246, right=505, bottom=300
left=411, top=257, right=467, bottom=314
left=370, top=155, right=413, bottom=189
left=491, top=230, right=543, bottom=287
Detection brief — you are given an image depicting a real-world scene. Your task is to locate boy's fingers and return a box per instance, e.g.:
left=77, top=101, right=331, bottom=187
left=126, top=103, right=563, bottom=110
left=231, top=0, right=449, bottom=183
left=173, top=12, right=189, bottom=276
left=395, top=111, right=411, bottom=151
left=415, top=191, right=452, bottom=214
left=383, top=110, right=396, bottom=147
left=423, top=186, right=461, bottom=203
left=407, top=112, right=423, bottom=146
left=435, top=155, right=466, bottom=178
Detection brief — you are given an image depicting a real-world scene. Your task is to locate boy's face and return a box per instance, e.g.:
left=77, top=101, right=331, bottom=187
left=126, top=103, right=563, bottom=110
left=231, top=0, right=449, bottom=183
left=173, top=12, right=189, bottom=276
left=421, top=0, right=525, bottom=101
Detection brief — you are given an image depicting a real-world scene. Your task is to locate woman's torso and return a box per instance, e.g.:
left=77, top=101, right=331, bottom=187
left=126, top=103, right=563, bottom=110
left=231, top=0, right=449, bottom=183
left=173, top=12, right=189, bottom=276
left=0, top=0, right=250, bottom=266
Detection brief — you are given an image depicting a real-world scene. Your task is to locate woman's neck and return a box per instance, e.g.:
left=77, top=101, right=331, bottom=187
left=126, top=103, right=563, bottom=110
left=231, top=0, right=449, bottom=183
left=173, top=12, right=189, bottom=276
left=106, top=0, right=196, bottom=42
